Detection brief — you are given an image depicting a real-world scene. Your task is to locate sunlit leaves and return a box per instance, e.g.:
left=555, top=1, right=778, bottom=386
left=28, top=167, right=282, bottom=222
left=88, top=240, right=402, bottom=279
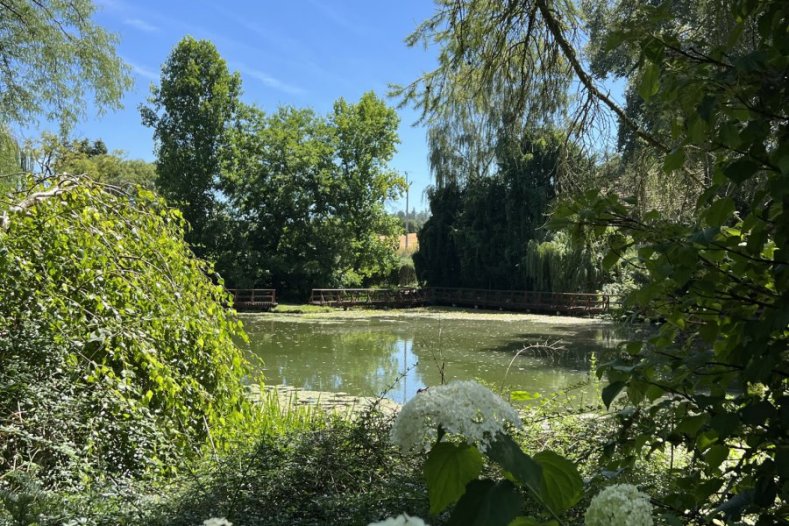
left=220, top=92, right=404, bottom=292
left=0, top=177, right=257, bottom=482
left=0, top=0, right=132, bottom=133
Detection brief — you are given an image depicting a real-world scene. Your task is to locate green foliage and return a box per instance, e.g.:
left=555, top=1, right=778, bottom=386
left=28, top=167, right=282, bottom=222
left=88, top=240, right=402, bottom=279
left=0, top=128, right=22, bottom=196
left=548, top=0, right=789, bottom=522
left=219, top=92, right=404, bottom=296
left=522, top=234, right=601, bottom=293
left=0, top=176, right=257, bottom=486
left=415, top=130, right=611, bottom=292
left=0, top=0, right=131, bottom=133
left=425, top=442, right=483, bottom=514
left=419, top=430, right=582, bottom=525
left=104, top=413, right=427, bottom=526
left=447, top=480, right=523, bottom=526
left=141, top=36, right=242, bottom=257
left=392, top=256, right=418, bottom=287
left=27, top=133, right=156, bottom=189
left=143, top=40, right=403, bottom=296
left=405, top=0, right=788, bottom=522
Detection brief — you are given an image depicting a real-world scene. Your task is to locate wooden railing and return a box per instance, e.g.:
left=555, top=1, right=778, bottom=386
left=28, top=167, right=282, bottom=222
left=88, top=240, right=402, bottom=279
left=309, top=288, right=428, bottom=308
left=227, top=289, right=277, bottom=311
left=426, top=287, right=612, bottom=314
left=310, top=287, right=615, bottom=315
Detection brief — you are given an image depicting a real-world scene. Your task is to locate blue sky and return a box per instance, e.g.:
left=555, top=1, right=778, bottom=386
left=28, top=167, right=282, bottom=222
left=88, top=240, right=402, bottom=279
left=22, top=0, right=441, bottom=211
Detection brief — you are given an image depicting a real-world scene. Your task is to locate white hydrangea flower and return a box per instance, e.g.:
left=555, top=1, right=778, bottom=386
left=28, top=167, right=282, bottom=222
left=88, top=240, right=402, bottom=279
left=390, top=380, right=521, bottom=454
left=368, top=513, right=429, bottom=526
left=584, top=484, right=653, bottom=526
left=202, top=519, right=232, bottom=526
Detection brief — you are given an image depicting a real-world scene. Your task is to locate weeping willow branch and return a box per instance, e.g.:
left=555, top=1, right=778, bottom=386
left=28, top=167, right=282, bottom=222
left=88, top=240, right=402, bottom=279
left=0, top=175, right=79, bottom=231
left=534, top=0, right=669, bottom=153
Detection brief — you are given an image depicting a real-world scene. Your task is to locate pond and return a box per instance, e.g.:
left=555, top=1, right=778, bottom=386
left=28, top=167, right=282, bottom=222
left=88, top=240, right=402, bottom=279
left=241, top=310, right=633, bottom=405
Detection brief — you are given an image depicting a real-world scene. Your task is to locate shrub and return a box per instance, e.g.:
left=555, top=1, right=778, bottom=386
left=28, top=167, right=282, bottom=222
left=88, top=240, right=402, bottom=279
left=0, top=176, right=257, bottom=486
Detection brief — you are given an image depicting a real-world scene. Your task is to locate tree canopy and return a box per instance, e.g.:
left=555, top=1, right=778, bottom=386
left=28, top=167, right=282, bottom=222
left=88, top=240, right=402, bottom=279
left=220, top=92, right=405, bottom=296
left=0, top=0, right=131, bottom=133
left=23, top=133, right=156, bottom=189
left=141, top=36, right=242, bottom=258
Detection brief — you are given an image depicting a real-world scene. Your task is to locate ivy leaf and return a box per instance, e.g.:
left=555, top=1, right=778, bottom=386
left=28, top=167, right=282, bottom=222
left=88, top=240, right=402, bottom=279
left=447, top=479, right=523, bottom=526
left=425, top=442, right=484, bottom=514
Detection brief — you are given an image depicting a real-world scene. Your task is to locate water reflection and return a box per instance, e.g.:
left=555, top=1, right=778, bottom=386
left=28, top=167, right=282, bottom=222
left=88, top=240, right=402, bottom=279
left=241, top=315, right=629, bottom=405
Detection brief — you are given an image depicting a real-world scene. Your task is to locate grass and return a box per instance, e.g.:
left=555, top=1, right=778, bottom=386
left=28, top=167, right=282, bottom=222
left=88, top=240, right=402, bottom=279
left=271, top=303, right=337, bottom=314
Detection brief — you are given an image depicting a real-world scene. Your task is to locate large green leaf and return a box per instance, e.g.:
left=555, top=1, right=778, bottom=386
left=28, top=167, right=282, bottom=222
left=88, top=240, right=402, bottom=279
left=704, top=197, right=736, bottom=227
left=487, top=434, right=543, bottom=493
left=447, top=479, right=523, bottom=526
left=637, top=62, right=660, bottom=100
left=425, top=442, right=484, bottom=514
left=487, top=435, right=581, bottom=516
left=602, top=380, right=626, bottom=409
left=533, top=451, right=583, bottom=513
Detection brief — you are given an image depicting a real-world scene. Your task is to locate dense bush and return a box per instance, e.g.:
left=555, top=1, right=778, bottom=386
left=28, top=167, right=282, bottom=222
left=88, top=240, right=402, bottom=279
left=0, top=410, right=430, bottom=526
left=0, top=176, right=257, bottom=486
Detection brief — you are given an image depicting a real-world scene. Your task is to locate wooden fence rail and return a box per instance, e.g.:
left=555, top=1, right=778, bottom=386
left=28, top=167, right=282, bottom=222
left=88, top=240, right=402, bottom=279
left=227, top=288, right=277, bottom=311
left=309, top=288, right=428, bottom=308
left=309, top=287, right=615, bottom=315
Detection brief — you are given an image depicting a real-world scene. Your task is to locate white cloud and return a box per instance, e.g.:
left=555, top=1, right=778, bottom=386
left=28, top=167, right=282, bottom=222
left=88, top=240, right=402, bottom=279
left=238, top=66, right=306, bottom=96
left=128, top=61, right=158, bottom=81
left=123, top=18, right=159, bottom=32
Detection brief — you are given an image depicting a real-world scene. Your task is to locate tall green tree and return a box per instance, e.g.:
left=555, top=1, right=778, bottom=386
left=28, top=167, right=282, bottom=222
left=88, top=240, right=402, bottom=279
left=0, top=0, right=131, bottom=133
left=220, top=93, right=404, bottom=296
left=141, top=37, right=241, bottom=257
left=414, top=128, right=604, bottom=291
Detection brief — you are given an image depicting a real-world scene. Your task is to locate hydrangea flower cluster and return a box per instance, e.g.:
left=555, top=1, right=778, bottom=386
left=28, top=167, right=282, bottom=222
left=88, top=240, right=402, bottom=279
left=202, top=519, right=232, bottom=526
left=584, top=484, right=653, bottom=526
left=390, top=380, right=521, bottom=454
left=368, top=513, right=429, bottom=526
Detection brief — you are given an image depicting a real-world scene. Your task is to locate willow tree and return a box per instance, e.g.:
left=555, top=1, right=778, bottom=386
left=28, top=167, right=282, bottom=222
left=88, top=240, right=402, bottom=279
left=0, top=0, right=131, bottom=133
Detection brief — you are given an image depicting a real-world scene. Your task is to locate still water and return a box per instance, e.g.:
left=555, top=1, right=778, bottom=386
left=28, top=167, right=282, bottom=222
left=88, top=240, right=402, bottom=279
left=241, top=312, right=629, bottom=405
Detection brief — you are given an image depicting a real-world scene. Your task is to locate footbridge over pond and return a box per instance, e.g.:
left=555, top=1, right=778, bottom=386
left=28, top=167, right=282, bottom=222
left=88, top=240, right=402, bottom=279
left=308, top=287, right=616, bottom=316
left=227, top=288, right=278, bottom=311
